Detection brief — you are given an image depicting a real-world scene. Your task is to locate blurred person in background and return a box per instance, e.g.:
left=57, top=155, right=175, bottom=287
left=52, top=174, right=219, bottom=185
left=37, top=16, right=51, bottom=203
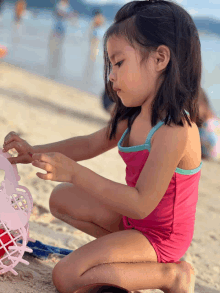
left=89, top=10, right=109, bottom=114
left=89, top=9, right=105, bottom=62
left=82, top=9, right=105, bottom=89
left=48, top=0, right=73, bottom=79
left=14, top=0, right=26, bottom=28
left=52, top=0, right=73, bottom=38
left=198, top=88, right=220, bottom=161
left=70, top=9, right=79, bottom=27
left=0, top=0, right=4, bottom=22
left=11, top=0, right=26, bottom=49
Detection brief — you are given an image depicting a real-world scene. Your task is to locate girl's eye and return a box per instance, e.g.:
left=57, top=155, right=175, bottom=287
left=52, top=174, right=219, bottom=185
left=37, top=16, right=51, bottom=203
left=115, top=61, right=123, bottom=67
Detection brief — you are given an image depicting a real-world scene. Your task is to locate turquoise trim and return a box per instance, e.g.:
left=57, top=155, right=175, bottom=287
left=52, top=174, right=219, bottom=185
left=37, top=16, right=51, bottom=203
left=145, top=121, right=164, bottom=145
left=118, top=111, right=203, bottom=175
left=175, top=162, right=203, bottom=175
left=118, top=128, right=151, bottom=153
left=118, top=120, right=165, bottom=153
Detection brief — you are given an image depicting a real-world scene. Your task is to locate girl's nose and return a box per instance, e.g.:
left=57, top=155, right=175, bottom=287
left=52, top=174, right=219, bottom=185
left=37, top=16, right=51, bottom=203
left=108, top=70, right=115, bottom=82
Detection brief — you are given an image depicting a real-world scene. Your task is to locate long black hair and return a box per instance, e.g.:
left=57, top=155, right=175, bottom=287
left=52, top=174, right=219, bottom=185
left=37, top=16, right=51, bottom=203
left=103, top=0, right=202, bottom=140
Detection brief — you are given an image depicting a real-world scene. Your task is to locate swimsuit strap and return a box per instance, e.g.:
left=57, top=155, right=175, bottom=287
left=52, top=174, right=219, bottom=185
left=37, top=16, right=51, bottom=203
left=144, top=120, right=165, bottom=147
left=144, top=110, right=190, bottom=148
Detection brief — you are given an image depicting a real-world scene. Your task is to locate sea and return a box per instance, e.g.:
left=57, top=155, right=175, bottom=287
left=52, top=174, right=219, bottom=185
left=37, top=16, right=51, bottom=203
left=0, top=3, right=220, bottom=116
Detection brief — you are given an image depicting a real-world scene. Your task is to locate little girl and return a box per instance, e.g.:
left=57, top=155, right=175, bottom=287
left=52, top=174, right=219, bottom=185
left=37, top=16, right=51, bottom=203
left=3, top=0, right=202, bottom=292
left=198, top=88, right=220, bottom=161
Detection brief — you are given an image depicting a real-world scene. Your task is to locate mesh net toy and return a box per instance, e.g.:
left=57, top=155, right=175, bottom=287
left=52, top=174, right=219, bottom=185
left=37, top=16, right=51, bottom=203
left=0, top=148, right=34, bottom=275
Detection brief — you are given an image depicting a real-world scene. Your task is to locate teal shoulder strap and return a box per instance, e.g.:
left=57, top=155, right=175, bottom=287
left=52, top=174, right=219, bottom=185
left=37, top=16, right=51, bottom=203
left=145, top=110, right=189, bottom=147
left=145, top=120, right=165, bottom=146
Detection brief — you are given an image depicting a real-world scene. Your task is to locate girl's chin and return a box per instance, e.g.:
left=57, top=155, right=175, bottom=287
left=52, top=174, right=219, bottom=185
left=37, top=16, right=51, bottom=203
left=121, top=102, right=132, bottom=108
left=120, top=99, right=137, bottom=108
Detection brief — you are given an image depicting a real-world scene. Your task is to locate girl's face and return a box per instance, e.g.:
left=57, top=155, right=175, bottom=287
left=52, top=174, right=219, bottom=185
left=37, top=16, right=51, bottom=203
left=107, top=36, right=163, bottom=117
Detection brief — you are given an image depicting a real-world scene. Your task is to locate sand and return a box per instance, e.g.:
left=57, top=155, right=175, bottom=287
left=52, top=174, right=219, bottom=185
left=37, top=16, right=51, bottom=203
left=0, top=62, right=219, bottom=293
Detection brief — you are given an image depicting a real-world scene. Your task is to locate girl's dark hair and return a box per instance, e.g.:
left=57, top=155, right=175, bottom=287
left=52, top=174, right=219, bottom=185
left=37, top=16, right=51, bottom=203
left=103, top=0, right=203, bottom=140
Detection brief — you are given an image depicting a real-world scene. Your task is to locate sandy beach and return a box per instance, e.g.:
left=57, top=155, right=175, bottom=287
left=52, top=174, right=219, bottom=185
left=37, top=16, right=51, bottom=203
left=0, top=62, right=219, bottom=293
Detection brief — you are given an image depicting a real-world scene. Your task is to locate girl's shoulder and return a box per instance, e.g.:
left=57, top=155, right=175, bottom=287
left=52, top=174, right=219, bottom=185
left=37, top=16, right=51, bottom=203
left=178, top=121, right=201, bottom=170
left=153, top=119, right=201, bottom=170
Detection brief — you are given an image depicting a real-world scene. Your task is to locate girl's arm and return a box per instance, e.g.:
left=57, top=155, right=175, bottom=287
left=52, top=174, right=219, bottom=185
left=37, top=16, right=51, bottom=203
left=33, top=135, right=91, bottom=162
left=135, top=123, right=188, bottom=217
left=33, top=120, right=128, bottom=162
left=70, top=123, right=188, bottom=220
left=71, top=163, right=141, bottom=219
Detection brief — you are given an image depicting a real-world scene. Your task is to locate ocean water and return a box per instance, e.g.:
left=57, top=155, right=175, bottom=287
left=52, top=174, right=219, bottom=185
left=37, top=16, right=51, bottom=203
left=0, top=4, right=220, bottom=116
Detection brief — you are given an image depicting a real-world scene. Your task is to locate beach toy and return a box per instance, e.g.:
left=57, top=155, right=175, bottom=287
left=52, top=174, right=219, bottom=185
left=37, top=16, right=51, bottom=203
left=0, top=229, right=15, bottom=258
left=0, top=45, right=8, bottom=58
left=72, top=283, right=130, bottom=293
left=0, top=148, right=34, bottom=275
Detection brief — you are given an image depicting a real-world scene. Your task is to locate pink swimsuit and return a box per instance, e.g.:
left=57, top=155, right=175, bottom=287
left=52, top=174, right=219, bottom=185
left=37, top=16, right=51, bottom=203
left=118, top=119, right=202, bottom=263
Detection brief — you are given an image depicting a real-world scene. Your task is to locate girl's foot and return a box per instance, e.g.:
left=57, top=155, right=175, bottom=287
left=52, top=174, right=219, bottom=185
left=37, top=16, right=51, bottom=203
left=165, top=261, right=195, bottom=293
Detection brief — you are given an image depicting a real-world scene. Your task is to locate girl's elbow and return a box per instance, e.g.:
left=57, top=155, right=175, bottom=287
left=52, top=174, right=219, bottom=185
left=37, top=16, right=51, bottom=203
left=138, top=202, right=152, bottom=219
left=137, top=206, right=149, bottom=219
left=139, top=211, right=148, bottom=220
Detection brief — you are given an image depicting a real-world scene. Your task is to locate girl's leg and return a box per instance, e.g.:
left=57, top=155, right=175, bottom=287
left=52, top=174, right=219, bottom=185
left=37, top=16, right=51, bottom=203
left=49, top=183, right=125, bottom=239
left=52, top=229, right=194, bottom=293
left=49, top=184, right=194, bottom=293
left=78, top=261, right=194, bottom=293
left=52, top=214, right=115, bottom=239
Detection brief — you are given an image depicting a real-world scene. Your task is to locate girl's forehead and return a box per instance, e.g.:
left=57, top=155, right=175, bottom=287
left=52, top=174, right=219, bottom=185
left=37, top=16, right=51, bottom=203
left=107, top=36, right=135, bottom=56
left=107, top=36, right=129, bottom=48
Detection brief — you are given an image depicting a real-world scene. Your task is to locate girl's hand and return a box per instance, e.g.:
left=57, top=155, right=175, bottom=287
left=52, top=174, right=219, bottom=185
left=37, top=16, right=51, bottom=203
left=3, top=131, right=34, bottom=164
left=31, top=152, right=76, bottom=183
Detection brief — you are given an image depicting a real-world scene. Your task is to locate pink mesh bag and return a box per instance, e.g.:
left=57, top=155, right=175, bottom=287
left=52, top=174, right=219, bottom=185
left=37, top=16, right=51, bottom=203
left=0, top=148, right=34, bottom=275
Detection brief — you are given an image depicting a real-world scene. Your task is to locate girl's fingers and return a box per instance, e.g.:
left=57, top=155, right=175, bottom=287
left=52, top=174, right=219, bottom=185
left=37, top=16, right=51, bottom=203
left=7, top=154, right=30, bottom=164
left=4, top=132, right=22, bottom=145
left=3, top=141, right=23, bottom=153
left=36, top=172, right=53, bottom=181
left=4, top=131, right=17, bottom=144
left=32, top=153, right=54, bottom=164
left=32, top=160, right=52, bottom=172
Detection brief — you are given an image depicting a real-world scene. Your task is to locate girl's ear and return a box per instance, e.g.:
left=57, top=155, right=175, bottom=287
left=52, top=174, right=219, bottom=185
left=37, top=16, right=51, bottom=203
left=154, top=45, right=170, bottom=72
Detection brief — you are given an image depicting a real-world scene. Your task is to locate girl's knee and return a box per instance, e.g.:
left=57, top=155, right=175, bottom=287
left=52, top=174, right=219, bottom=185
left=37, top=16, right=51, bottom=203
left=52, top=262, right=78, bottom=293
left=52, top=264, right=66, bottom=293
left=49, top=182, right=70, bottom=215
